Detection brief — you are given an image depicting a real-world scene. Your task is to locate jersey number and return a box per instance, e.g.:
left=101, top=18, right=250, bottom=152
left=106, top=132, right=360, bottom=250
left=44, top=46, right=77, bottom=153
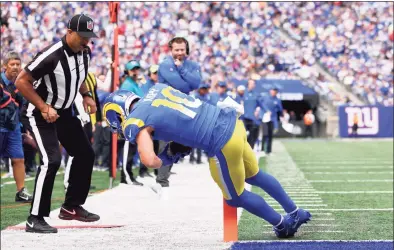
left=151, top=87, right=202, bottom=118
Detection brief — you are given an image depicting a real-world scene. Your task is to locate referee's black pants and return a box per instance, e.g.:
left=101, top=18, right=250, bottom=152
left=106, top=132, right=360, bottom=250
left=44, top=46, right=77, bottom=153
left=23, top=107, right=95, bottom=217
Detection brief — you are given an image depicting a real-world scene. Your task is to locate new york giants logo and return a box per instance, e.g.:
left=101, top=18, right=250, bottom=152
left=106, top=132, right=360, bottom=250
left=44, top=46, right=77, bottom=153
left=345, top=107, right=379, bottom=135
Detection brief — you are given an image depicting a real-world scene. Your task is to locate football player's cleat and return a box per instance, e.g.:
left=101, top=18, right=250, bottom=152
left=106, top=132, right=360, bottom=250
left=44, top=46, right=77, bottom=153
left=273, top=208, right=311, bottom=238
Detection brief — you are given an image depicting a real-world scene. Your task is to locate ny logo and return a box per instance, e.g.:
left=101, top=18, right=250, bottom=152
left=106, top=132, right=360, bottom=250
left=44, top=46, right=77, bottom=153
left=345, top=107, right=379, bottom=135
left=87, top=21, right=94, bottom=30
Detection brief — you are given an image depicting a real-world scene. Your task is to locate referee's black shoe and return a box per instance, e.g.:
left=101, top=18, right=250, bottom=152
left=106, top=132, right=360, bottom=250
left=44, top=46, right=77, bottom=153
left=59, top=205, right=100, bottom=222
left=25, top=215, right=58, bottom=233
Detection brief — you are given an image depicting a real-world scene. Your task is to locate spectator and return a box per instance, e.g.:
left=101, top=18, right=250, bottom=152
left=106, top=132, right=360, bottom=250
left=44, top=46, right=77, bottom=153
left=303, top=109, right=315, bottom=138
left=210, top=81, right=229, bottom=105
left=120, top=60, right=144, bottom=97
left=140, top=64, right=159, bottom=95
left=0, top=51, right=33, bottom=203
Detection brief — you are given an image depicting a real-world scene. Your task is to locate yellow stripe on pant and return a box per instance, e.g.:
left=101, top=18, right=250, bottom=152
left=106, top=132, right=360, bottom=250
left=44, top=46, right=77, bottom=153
left=209, top=119, right=260, bottom=200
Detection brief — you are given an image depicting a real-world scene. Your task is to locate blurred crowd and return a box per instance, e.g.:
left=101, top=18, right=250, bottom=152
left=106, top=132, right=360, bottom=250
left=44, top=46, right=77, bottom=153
left=1, top=2, right=393, bottom=106
left=276, top=2, right=393, bottom=106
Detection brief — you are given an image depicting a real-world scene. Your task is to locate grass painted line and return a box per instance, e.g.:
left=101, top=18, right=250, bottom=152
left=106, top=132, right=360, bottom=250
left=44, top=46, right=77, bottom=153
left=269, top=204, right=327, bottom=207
left=262, top=224, right=338, bottom=227
left=295, top=161, right=393, bottom=165
left=286, top=191, right=393, bottom=194
left=300, top=166, right=393, bottom=170
left=2, top=177, right=35, bottom=185
left=283, top=193, right=320, bottom=196
left=262, top=230, right=345, bottom=234
left=303, top=171, right=393, bottom=175
left=266, top=199, right=323, bottom=202
left=1, top=171, right=64, bottom=185
left=307, top=208, right=393, bottom=211
left=308, top=179, right=393, bottom=183
left=311, top=218, right=335, bottom=221
left=314, top=191, right=393, bottom=194
left=311, top=213, right=332, bottom=216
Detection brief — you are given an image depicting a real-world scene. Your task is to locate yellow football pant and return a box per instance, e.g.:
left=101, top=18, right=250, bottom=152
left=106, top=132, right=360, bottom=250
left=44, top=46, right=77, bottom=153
left=209, top=119, right=260, bottom=200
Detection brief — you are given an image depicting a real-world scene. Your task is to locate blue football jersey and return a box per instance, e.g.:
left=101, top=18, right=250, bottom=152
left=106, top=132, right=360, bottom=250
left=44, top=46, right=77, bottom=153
left=122, top=84, right=237, bottom=156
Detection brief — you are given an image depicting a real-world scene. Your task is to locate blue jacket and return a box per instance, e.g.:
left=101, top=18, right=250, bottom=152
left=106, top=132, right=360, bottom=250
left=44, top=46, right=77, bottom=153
left=158, top=56, right=201, bottom=94
left=260, top=95, right=283, bottom=129
left=243, top=89, right=263, bottom=121
left=120, top=77, right=144, bottom=97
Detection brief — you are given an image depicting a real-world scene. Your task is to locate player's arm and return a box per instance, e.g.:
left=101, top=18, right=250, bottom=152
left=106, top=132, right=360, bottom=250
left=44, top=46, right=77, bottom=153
left=136, top=127, right=162, bottom=169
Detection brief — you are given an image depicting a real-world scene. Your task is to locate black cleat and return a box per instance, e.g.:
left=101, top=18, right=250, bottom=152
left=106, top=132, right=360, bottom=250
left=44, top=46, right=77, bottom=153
left=58, top=205, right=100, bottom=222
left=15, top=187, right=33, bottom=203
left=25, top=215, right=58, bottom=233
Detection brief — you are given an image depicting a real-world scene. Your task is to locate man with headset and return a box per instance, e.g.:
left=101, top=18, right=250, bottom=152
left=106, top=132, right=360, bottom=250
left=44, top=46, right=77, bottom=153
left=158, top=36, right=201, bottom=95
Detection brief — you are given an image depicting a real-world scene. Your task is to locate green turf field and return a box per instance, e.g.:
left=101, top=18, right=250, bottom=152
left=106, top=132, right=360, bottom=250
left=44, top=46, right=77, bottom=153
left=238, top=140, right=393, bottom=241
left=0, top=169, right=134, bottom=230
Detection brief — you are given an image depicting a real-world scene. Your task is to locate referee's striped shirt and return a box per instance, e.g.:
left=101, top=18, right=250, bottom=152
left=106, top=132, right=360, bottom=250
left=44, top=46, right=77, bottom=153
left=25, top=35, right=91, bottom=113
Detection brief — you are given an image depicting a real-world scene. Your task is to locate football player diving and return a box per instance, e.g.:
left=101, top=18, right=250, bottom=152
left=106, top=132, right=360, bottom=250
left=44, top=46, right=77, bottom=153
left=103, top=83, right=311, bottom=238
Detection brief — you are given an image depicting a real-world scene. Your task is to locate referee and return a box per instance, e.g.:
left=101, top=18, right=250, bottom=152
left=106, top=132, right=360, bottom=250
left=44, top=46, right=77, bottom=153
left=15, top=14, right=100, bottom=234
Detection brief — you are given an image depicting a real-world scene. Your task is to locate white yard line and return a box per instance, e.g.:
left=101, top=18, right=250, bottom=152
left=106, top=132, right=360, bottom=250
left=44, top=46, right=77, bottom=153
left=307, top=208, right=393, bottom=211
left=262, top=224, right=338, bottom=227
left=269, top=204, right=328, bottom=207
left=303, top=171, right=393, bottom=175
left=262, top=230, right=345, bottom=234
left=301, top=166, right=393, bottom=170
left=313, top=191, right=393, bottom=194
left=296, top=161, right=393, bottom=165
left=309, top=179, right=393, bottom=183
left=2, top=172, right=64, bottom=185
left=312, top=218, right=336, bottom=221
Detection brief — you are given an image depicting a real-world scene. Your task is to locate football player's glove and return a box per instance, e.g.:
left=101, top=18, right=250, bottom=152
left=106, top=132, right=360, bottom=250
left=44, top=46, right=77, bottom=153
left=169, top=142, right=192, bottom=159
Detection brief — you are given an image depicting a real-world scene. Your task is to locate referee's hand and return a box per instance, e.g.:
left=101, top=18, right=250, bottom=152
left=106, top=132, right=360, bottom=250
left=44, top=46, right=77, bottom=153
left=83, top=96, right=97, bottom=114
left=41, top=105, right=59, bottom=123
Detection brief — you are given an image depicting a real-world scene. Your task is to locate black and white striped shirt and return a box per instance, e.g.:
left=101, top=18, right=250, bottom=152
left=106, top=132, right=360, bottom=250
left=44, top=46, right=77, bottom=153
left=25, top=36, right=91, bottom=110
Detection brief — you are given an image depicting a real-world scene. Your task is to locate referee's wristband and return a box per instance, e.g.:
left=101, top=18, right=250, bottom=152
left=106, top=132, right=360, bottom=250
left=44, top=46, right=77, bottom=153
left=82, top=91, right=93, bottom=99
